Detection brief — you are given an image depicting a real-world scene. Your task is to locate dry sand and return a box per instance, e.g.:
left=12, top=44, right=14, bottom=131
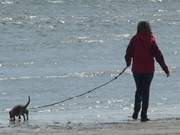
left=1, top=118, right=180, bottom=135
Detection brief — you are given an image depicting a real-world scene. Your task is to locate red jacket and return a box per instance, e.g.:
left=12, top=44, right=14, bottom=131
left=125, top=32, right=169, bottom=74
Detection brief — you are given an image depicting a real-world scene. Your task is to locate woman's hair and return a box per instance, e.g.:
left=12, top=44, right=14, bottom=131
left=137, top=21, right=152, bottom=36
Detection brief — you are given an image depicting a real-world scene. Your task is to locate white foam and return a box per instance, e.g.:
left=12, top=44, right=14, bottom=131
left=86, top=40, right=104, bottom=43
left=158, top=9, right=168, bottom=13
left=1, top=92, right=7, bottom=95
left=113, top=33, right=130, bottom=38
left=96, top=101, right=100, bottom=104
left=1, top=17, right=13, bottom=22
left=161, top=97, right=168, bottom=101
left=149, top=0, right=162, bottom=2
left=1, top=1, right=13, bottom=4
left=88, top=106, right=93, bottom=110
left=58, top=20, right=65, bottom=24
left=38, top=109, right=52, bottom=113
left=29, top=16, right=37, bottom=19
left=48, top=0, right=64, bottom=4
left=107, top=100, right=112, bottom=104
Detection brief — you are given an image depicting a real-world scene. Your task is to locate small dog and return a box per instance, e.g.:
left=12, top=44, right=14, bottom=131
left=9, top=96, right=30, bottom=121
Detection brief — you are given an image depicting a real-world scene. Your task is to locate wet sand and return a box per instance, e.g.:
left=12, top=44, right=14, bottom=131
left=1, top=118, right=180, bottom=135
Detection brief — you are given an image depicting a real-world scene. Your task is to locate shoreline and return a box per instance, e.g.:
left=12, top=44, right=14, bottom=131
left=1, top=117, right=180, bottom=135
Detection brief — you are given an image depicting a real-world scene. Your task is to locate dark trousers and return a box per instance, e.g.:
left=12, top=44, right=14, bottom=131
left=133, top=73, right=153, bottom=118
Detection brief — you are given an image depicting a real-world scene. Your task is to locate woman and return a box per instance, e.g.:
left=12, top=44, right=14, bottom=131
left=125, top=21, right=169, bottom=122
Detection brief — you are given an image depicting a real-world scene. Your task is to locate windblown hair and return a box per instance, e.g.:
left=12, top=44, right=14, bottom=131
left=137, top=21, right=152, bottom=36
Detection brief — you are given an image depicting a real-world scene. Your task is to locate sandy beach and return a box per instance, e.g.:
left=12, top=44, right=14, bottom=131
left=1, top=118, right=180, bottom=135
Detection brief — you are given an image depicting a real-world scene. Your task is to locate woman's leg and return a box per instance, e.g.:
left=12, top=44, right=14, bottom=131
left=141, top=74, right=153, bottom=121
left=133, top=73, right=143, bottom=119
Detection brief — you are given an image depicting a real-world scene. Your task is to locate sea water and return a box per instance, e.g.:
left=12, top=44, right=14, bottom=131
left=0, top=0, right=180, bottom=125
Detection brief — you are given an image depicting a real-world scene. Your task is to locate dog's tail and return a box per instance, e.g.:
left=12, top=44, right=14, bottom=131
left=24, top=96, right=30, bottom=108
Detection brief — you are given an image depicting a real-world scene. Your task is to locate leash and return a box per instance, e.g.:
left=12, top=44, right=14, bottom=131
left=29, top=67, right=128, bottom=110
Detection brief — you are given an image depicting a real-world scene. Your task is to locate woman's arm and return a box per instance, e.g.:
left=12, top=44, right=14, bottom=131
left=151, top=41, right=169, bottom=77
left=125, top=39, right=134, bottom=67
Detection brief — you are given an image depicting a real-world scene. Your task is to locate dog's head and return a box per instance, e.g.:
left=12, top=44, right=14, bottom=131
left=9, top=110, right=15, bottom=120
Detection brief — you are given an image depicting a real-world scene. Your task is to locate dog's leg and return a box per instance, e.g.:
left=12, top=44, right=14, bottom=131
left=22, top=114, right=25, bottom=121
left=26, top=114, right=28, bottom=120
left=26, top=110, right=29, bottom=120
left=13, top=117, right=15, bottom=121
left=18, top=115, right=21, bottom=120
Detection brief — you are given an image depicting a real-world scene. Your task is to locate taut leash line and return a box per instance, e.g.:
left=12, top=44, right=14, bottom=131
left=29, top=67, right=128, bottom=110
